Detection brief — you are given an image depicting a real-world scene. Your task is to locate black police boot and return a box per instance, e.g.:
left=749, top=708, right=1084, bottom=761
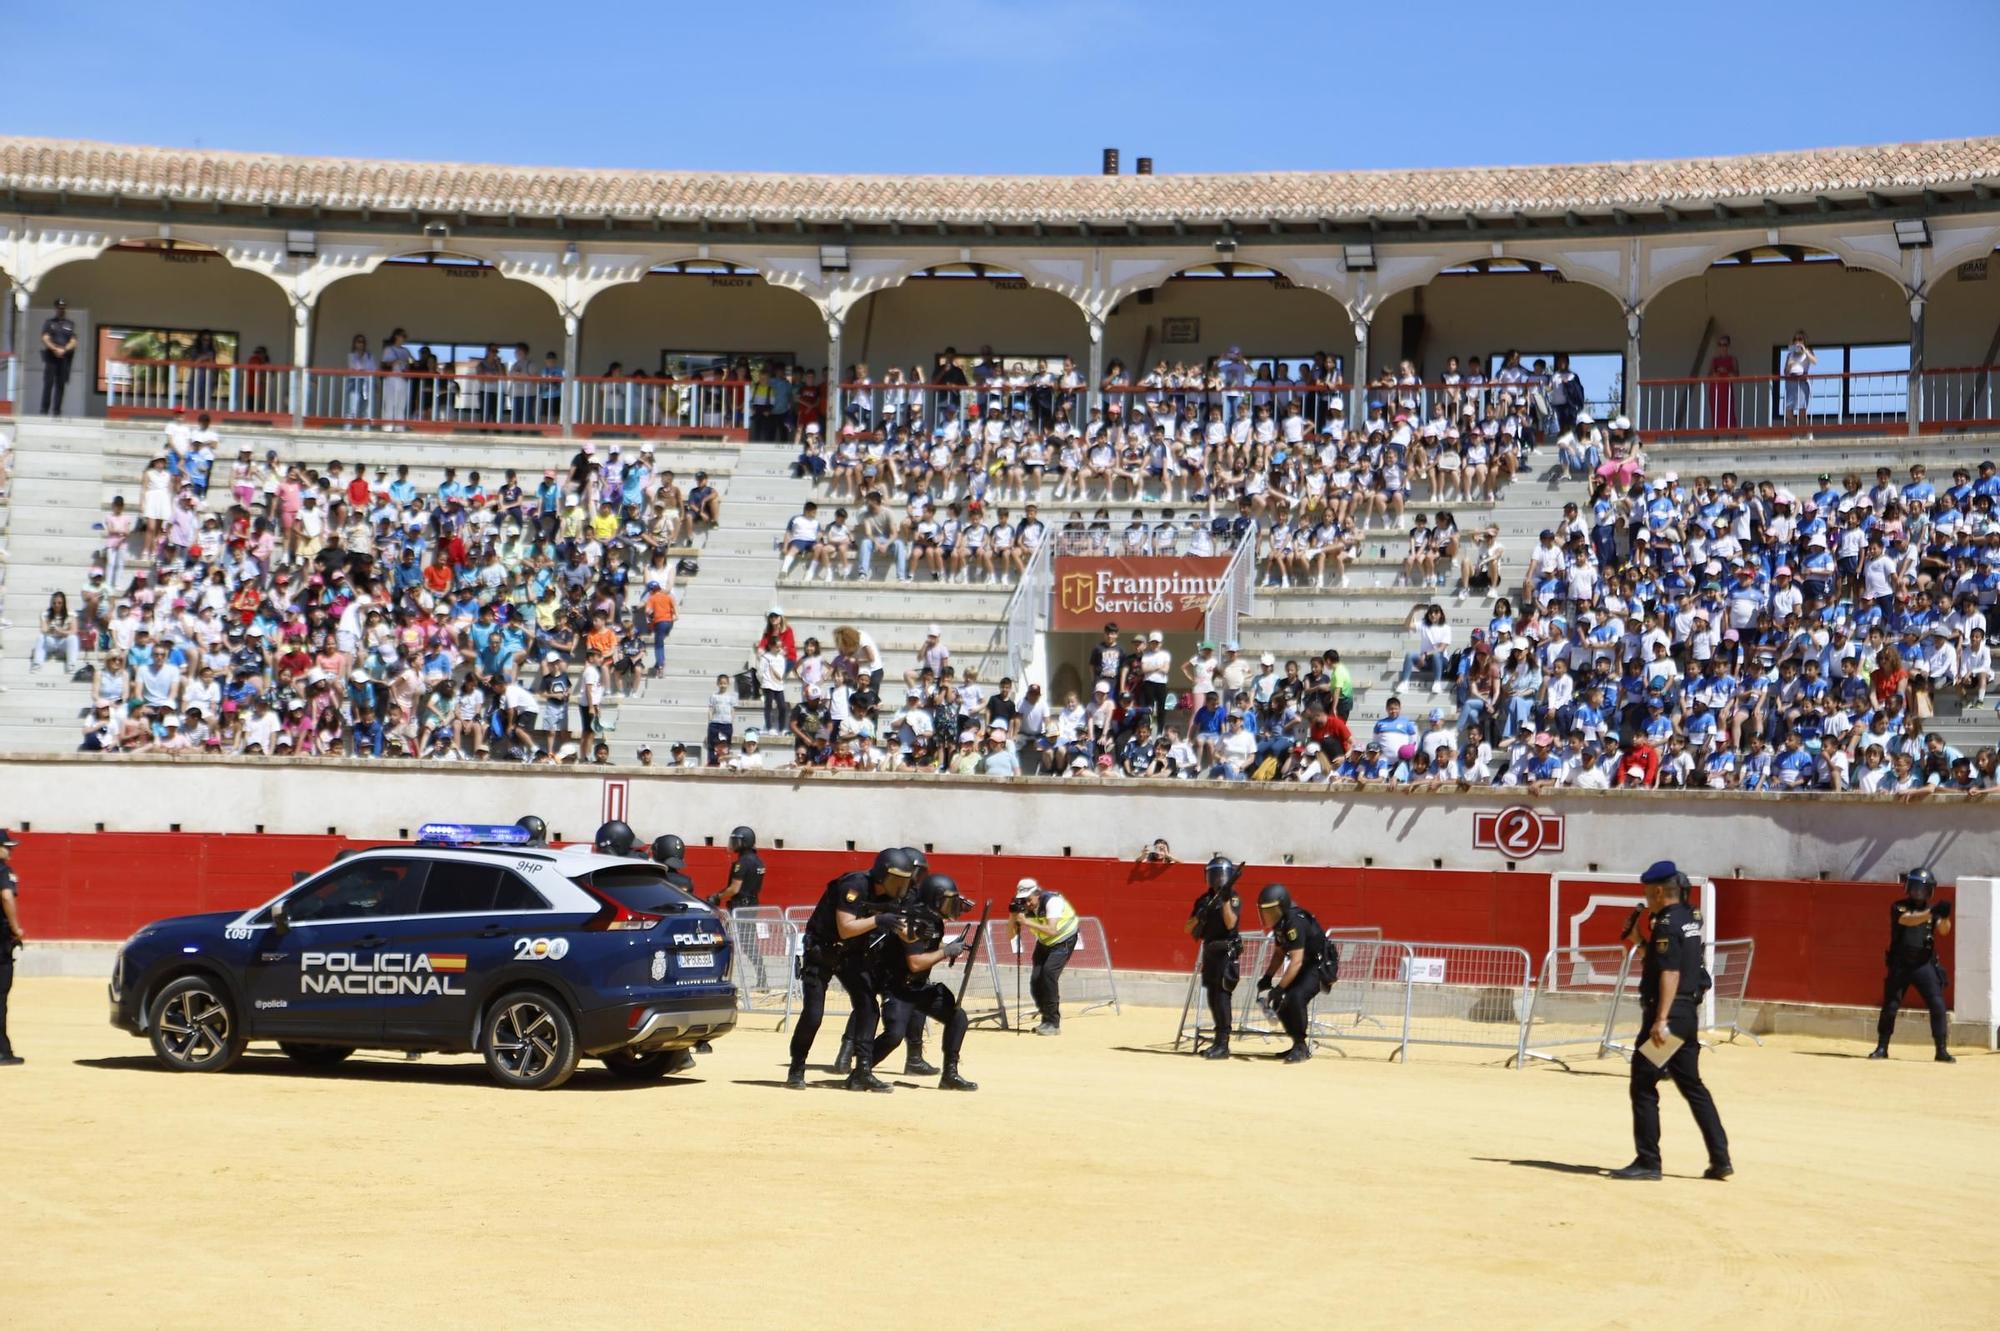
left=833, top=1036, right=855, bottom=1075
left=1278, top=1043, right=1312, bottom=1064
left=1199, top=1042, right=1231, bottom=1060
left=784, top=1062, right=807, bottom=1089
left=1867, top=1046, right=1889, bottom=1059
left=1608, top=1161, right=1663, bottom=1181
left=1936, top=1048, right=1957, bottom=1064
left=1703, top=1162, right=1735, bottom=1182
left=903, top=1045, right=940, bottom=1077
left=845, top=1060, right=892, bottom=1093
left=939, top=1058, right=978, bottom=1091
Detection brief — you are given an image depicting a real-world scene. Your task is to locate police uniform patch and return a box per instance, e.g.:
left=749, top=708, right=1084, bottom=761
left=1655, top=939, right=1668, bottom=953
left=1287, top=928, right=1299, bottom=941
left=844, top=889, right=859, bottom=902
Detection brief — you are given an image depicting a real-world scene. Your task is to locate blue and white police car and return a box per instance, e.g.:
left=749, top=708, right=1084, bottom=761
left=109, top=823, right=736, bottom=1089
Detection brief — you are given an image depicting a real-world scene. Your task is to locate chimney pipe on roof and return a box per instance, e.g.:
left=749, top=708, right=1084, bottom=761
left=1136, top=157, right=1154, bottom=176
left=1101, top=148, right=1120, bottom=176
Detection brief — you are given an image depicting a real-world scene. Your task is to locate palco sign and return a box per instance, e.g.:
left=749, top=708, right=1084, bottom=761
left=1052, top=556, right=1232, bottom=630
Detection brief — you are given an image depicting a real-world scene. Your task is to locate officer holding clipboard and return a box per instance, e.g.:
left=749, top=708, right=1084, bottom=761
left=1610, top=860, right=1733, bottom=1182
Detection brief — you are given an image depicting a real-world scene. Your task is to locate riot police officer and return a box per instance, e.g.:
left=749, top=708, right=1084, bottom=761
left=1871, top=868, right=1956, bottom=1063
left=646, top=833, right=705, bottom=1067
left=515, top=814, right=549, bottom=847
left=838, top=846, right=936, bottom=1076
left=1185, top=855, right=1242, bottom=1059
left=1610, top=861, right=1733, bottom=1182
left=716, top=825, right=769, bottom=995
left=787, top=847, right=919, bottom=1092
left=593, top=819, right=639, bottom=858
left=864, top=873, right=980, bottom=1091
left=1254, top=883, right=1337, bottom=1063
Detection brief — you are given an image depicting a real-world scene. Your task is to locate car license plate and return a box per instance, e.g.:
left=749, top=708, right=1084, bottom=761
left=678, top=950, right=715, bottom=970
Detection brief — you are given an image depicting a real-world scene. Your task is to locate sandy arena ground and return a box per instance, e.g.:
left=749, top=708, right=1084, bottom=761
left=2, top=976, right=1996, bottom=1329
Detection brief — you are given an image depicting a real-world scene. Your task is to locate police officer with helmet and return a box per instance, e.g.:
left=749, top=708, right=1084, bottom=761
left=837, top=847, right=937, bottom=1076
left=1610, top=861, right=1733, bottom=1182
left=593, top=819, right=639, bottom=858
left=863, top=873, right=981, bottom=1091
left=1185, top=855, right=1243, bottom=1060
left=715, top=825, right=769, bottom=994
left=645, top=833, right=705, bottom=1067
left=787, top=847, right=920, bottom=1092
left=1254, top=884, right=1337, bottom=1063
left=514, top=814, right=549, bottom=847
left=1871, top=868, right=1956, bottom=1063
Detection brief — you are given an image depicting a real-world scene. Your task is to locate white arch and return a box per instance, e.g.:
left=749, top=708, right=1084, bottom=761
left=1098, top=252, right=1358, bottom=324
left=569, top=249, right=830, bottom=322
left=832, top=257, right=1095, bottom=333
left=1367, top=246, right=1630, bottom=314
left=1639, top=238, right=1909, bottom=316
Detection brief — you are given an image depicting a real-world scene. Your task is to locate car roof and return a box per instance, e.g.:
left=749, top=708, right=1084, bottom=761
left=344, top=843, right=666, bottom=879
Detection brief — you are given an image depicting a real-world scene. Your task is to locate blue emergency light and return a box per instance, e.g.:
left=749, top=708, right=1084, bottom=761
left=416, top=822, right=533, bottom=847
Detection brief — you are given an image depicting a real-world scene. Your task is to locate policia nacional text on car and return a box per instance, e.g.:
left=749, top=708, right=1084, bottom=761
left=1610, top=861, right=1732, bottom=1183
left=1872, top=868, right=1956, bottom=1063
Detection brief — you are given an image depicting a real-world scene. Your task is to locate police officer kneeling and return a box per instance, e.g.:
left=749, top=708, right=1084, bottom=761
left=1871, top=868, right=1956, bottom=1063
left=787, top=847, right=919, bottom=1092
left=1186, top=855, right=1242, bottom=1059
left=864, top=874, right=980, bottom=1091
left=1254, top=884, right=1336, bottom=1063
left=1610, top=861, right=1733, bottom=1182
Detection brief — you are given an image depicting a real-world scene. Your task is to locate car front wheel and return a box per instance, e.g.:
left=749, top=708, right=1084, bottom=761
left=147, top=976, right=247, bottom=1073
left=482, top=990, right=580, bottom=1090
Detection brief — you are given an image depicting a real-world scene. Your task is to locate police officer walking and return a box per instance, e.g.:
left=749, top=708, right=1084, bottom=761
left=787, top=847, right=918, bottom=1092
left=1009, top=876, right=1079, bottom=1036
left=0, top=829, right=22, bottom=1066
left=1871, top=868, right=1956, bottom=1063
left=1254, top=884, right=1337, bottom=1063
left=1611, top=861, right=1732, bottom=1182
left=864, top=873, right=980, bottom=1091
left=1186, top=856, right=1242, bottom=1060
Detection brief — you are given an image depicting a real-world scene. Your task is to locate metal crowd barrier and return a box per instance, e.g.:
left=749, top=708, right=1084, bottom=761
left=726, top=907, right=796, bottom=1027
left=1518, top=944, right=1637, bottom=1068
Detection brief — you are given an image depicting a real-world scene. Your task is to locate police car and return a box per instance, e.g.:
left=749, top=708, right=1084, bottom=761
left=108, top=823, right=737, bottom=1089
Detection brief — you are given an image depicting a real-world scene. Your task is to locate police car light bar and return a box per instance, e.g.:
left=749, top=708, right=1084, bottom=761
left=416, top=823, right=533, bottom=847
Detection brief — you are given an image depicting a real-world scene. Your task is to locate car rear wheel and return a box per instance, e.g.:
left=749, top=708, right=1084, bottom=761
left=278, top=1042, right=356, bottom=1068
left=482, top=990, right=580, bottom=1090
left=600, top=1049, right=674, bottom=1081
left=147, top=976, right=247, bottom=1073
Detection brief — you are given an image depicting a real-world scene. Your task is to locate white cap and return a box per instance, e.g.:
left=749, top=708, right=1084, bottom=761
left=927, top=623, right=942, bottom=636
left=1260, top=651, right=1276, bottom=665
left=1148, top=630, right=1163, bottom=642
left=1016, top=877, right=1040, bottom=892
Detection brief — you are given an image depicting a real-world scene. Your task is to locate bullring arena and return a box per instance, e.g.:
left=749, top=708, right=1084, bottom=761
left=3, top=120, right=2000, bottom=1329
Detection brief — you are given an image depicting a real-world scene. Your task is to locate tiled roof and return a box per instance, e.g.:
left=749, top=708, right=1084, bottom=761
left=0, top=135, right=1995, bottom=225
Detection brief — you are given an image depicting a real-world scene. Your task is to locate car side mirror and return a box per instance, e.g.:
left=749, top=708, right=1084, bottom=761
left=270, top=901, right=291, bottom=939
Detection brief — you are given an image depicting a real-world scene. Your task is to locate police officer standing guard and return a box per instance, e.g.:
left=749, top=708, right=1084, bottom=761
left=787, top=847, right=919, bottom=1092
left=1871, top=868, right=1956, bottom=1063
left=1254, top=884, right=1337, bottom=1063
left=1610, top=861, right=1732, bottom=1182
left=715, top=825, right=769, bottom=995
left=1186, top=856, right=1242, bottom=1060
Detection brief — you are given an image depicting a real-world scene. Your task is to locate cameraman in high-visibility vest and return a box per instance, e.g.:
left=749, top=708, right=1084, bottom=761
left=1009, top=877, right=1079, bottom=1036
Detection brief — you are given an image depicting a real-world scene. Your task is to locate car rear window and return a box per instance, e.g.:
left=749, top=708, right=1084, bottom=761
left=583, top=866, right=703, bottom=914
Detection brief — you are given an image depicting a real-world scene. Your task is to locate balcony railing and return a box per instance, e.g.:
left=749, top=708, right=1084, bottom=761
left=1633, top=370, right=1907, bottom=439
left=1915, top=365, right=2000, bottom=434
left=300, top=367, right=561, bottom=434
left=104, top=356, right=293, bottom=421
left=572, top=375, right=749, bottom=439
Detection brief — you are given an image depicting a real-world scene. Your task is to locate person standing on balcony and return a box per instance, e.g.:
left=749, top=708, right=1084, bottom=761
left=475, top=344, right=505, bottom=423
left=1706, top=334, right=1739, bottom=431
left=1782, top=331, right=1818, bottom=434
left=344, top=334, right=374, bottom=426
left=39, top=299, right=77, bottom=415
left=379, top=329, right=411, bottom=430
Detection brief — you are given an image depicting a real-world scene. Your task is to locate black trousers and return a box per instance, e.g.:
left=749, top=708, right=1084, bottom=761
left=872, top=984, right=967, bottom=1067
left=1031, top=933, right=1077, bottom=1026
left=1200, top=938, right=1240, bottom=1044
left=0, top=960, right=13, bottom=1056
left=1274, top=977, right=1318, bottom=1045
left=1630, top=1003, right=1729, bottom=1170
left=1878, top=958, right=1949, bottom=1049
left=42, top=357, right=71, bottom=414
left=846, top=997, right=926, bottom=1056
left=788, top=950, right=877, bottom=1070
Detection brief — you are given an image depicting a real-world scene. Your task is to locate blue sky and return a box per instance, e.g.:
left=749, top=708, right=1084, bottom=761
left=10, top=1, right=1995, bottom=175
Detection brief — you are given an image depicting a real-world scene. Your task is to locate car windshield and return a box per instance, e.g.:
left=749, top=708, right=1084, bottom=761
left=584, top=866, right=703, bottom=914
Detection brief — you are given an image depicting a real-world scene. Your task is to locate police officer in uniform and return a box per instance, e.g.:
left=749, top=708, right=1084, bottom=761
left=1611, top=861, right=1733, bottom=1181
left=1254, top=883, right=1337, bottom=1063
left=787, top=847, right=919, bottom=1092
left=864, top=873, right=980, bottom=1091
left=645, top=833, right=705, bottom=1067
left=514, top=815, right=549, bottom=847
left=0, top=829, right=23, bottom=1066
left=837, top=847, right=938, bottom=1075
left=40, top=299, right=78, bottom=416
left=1185, top=856, right=1243, bottom=1060
left=594, top=819, right=640, bottom=857
left=1871, top=868, right=1956, bottom=1063
left=714, top=825, right=769, bottom=994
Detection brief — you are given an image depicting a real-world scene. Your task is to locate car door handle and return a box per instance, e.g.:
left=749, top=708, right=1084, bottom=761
left=355, top=934, right=388, bottom=948
left=476, top=925, right=511, bottom=938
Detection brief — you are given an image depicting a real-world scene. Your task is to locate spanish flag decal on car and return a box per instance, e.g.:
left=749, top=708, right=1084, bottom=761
left=427, top=954, right=468, bottom=972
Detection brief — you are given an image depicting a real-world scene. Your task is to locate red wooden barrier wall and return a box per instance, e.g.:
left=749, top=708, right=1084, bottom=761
left=11, top=834, right=1939, bottom=1009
